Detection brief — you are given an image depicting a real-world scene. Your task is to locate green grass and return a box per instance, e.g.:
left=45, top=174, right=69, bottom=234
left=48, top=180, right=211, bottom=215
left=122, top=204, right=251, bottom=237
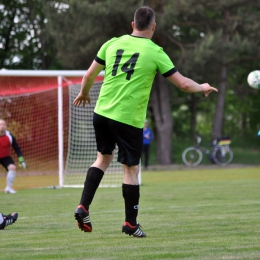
left=1, top=167, right=260, bottom=259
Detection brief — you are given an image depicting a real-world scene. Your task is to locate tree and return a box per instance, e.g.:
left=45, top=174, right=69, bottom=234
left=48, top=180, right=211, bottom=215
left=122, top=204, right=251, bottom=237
left=158, top=0, right=260, bottom=139
left=45, top=0, right=138, bottom=69
left=0, top=0, right=60, bottom=69
left=3, top=0, right=259, bottom=164
left=45, top=0, right=260, bottom=164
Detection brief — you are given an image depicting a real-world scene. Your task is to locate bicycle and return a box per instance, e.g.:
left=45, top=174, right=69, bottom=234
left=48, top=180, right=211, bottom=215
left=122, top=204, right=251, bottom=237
left=182, top=135, right=233, bottom=166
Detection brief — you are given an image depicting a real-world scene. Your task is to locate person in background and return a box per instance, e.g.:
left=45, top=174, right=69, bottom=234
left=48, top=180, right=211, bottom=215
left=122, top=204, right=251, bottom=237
left=0, top=212, right=18, bottom=229
left=73, top=6, right=218, bottom=238
left=142, top=119, right=153, bottom=169
left=0, top=119, right=27, bottom=194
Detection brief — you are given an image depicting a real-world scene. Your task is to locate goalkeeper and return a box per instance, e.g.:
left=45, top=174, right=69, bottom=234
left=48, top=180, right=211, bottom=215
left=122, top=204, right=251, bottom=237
left=0, top=119, right=27, bottom=194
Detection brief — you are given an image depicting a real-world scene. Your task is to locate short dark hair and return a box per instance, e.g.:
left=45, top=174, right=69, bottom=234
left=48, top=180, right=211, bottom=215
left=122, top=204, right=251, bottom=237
left=134, top=6, right=155, bottom=31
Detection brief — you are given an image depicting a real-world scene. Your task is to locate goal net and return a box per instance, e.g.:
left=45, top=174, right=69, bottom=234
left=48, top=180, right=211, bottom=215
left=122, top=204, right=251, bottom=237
left=64, top=83, right=122, bottom=187
left=0, top=70, right=137, bottom=190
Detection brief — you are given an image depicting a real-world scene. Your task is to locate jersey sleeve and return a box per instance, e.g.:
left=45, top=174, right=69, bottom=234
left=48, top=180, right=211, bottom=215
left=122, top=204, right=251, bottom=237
left=95, top=42, right=108, bottom=66
left=11, top=134, right=23, bottom=158
left=95, top=37, right=117, bottom=66
left=156, top=48, right=177, bottom=77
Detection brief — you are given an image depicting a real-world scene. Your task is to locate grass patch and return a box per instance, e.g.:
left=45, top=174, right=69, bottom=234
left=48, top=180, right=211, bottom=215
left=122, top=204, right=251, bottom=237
left=1, top=167, right=260, bottom=259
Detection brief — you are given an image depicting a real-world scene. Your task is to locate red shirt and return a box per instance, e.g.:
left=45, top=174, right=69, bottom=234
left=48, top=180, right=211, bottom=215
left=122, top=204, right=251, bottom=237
left=0, top=131, right=22, bottom=159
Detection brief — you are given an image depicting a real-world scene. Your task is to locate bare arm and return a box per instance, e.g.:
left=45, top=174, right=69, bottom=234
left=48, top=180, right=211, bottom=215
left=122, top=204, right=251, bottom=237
left=167, top=71, right=218, bottom=97
left=73, top=60, right=105, bottom=107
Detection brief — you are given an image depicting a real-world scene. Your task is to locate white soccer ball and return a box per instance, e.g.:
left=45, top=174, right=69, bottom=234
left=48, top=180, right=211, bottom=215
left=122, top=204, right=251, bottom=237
left=247, top=70, right=260, bottom=89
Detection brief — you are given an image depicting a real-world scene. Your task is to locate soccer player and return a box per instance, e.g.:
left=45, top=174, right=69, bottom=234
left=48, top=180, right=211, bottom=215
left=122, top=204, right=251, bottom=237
left=0, top=119, right=27, bottom=194
left=73, top=6, right=218, bottom=238
left=0, top=212, right=18, bottom=229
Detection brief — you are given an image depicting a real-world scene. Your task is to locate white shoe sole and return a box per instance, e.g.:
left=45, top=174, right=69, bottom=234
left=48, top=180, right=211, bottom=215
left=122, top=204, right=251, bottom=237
left=4, top=190, right=17, bottom=194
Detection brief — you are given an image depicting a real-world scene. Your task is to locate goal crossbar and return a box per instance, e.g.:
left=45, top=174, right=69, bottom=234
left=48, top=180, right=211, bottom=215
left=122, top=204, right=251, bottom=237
left=0, top=70, right=102, bottom=76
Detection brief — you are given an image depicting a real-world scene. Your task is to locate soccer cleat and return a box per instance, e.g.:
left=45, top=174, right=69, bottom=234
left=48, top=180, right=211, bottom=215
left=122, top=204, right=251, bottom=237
left=122, top=222, right=146, bottom=238
left=74, top=204, right=92, bottom=232
left=0, top=212, right=18, bottom=229
left=4, top=187, right=17, bottom=194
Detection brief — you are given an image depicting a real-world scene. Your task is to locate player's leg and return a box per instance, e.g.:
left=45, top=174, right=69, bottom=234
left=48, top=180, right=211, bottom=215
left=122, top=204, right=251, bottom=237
left=80, top=152, right=115, bottom=209
left=2, top=156, right=17, bottom=194
left=74, top=113, right=116, bottom=232
left=113, top=121, right=146, bottom=237
left=0, top=212, right=18, bottom=229
left=122, top=164, right=147, bottom=236
left=0, top=213, right=3, bottom=227
left=83, top=152, right=115, bottom=204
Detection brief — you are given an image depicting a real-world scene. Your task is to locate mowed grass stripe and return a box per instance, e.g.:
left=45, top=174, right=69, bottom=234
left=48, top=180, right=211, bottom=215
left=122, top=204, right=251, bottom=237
left=0, top=167, right=259, bottom=260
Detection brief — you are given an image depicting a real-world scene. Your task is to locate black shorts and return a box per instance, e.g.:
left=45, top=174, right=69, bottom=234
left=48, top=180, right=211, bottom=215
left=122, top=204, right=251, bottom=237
left=93, top=113, right=143, bottom=167
left=0, top=156, right=15, bottom=171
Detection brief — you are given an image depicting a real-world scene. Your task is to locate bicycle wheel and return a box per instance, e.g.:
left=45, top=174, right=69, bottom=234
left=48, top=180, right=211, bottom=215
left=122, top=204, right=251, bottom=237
left=212, top=146, right=233, bottom=166
left=182, top=147, right=203, bottom=166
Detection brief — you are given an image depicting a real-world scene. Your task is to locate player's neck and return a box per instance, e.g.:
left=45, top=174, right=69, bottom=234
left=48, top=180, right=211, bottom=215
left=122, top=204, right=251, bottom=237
left=131, top=30, right=150, bottom=39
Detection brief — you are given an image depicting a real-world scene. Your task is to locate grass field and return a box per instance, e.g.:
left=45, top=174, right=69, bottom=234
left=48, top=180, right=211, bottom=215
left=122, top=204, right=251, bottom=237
left=1, top=167, right=260, bottom=260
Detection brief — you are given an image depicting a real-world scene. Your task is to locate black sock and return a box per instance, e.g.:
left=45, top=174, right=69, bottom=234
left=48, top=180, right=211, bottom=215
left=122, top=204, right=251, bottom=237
left=79, top=167, right=104, bottom=210
left=0, top=220, right=5, bottom=229
left=122, top=183, right=140, bottom=226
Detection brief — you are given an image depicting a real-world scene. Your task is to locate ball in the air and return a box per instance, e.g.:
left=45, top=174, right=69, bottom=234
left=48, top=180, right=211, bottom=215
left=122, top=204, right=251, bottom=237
left=247, top=70, right=260, bottom=89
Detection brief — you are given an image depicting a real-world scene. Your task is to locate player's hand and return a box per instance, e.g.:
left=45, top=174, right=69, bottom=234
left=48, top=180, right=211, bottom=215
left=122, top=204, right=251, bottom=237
left=18, top=156, right=27, bottom=169
left=201, top=83, right=218, bottom=97
left=73, top=92, right=91, bottom=107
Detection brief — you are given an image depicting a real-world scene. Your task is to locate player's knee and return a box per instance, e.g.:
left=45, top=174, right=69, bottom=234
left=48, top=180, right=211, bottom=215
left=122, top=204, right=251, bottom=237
left=100, top=151, right=114, bottom=162
left=94, top=152, right=114, bottom=171
left=8, top=164, right=16, bottom=171
left=123, top=164, right=139, bottom=175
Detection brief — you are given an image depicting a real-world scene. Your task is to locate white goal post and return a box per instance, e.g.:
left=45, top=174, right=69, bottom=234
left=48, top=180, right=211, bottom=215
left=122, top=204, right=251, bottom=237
left=0, top=70, right=142, bottom=188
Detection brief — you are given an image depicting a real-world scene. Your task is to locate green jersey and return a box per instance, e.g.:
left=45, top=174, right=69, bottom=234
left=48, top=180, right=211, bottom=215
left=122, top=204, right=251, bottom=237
left=94, top=35, right=176, bottom=128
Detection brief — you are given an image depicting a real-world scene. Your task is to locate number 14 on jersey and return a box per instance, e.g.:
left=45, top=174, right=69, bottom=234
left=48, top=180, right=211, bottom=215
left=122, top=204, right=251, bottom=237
left=112, top=49, right=140, bottom=80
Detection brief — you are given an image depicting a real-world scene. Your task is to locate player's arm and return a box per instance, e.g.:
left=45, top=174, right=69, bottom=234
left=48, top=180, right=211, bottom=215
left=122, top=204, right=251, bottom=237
left=166, top=71, right=218, bottom=97
left=11, top=135, right=27, bottom=169
left=73, top=60, right=105, bottom=107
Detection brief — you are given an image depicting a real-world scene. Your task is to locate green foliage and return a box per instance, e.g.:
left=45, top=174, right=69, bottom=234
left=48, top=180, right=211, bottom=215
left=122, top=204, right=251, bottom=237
left=160, top=0, right=260, bottom=138
left=45, top=0, right=140, bottom=69
left=1, top=0, right=260, bottom=156
left=0, top=0, right=60, bottom=69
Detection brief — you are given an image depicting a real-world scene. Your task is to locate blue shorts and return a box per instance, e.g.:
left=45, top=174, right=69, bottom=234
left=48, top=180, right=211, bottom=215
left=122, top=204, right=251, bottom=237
left=93, top=113, right=143, bottom=167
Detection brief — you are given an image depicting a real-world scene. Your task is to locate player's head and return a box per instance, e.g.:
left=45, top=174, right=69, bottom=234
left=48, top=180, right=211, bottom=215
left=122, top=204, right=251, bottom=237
left=133, top=6, right=156, bottom=31
left=0, top=119, right=7, bottom=134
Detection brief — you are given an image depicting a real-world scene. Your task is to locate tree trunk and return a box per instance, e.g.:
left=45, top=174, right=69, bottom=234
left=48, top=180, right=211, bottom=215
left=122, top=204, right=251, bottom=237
left=212, top=8, right=230, bottom=139
left=150, top=74, right=173, bottom=164
left=212, top=62, right=227, bottom=139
